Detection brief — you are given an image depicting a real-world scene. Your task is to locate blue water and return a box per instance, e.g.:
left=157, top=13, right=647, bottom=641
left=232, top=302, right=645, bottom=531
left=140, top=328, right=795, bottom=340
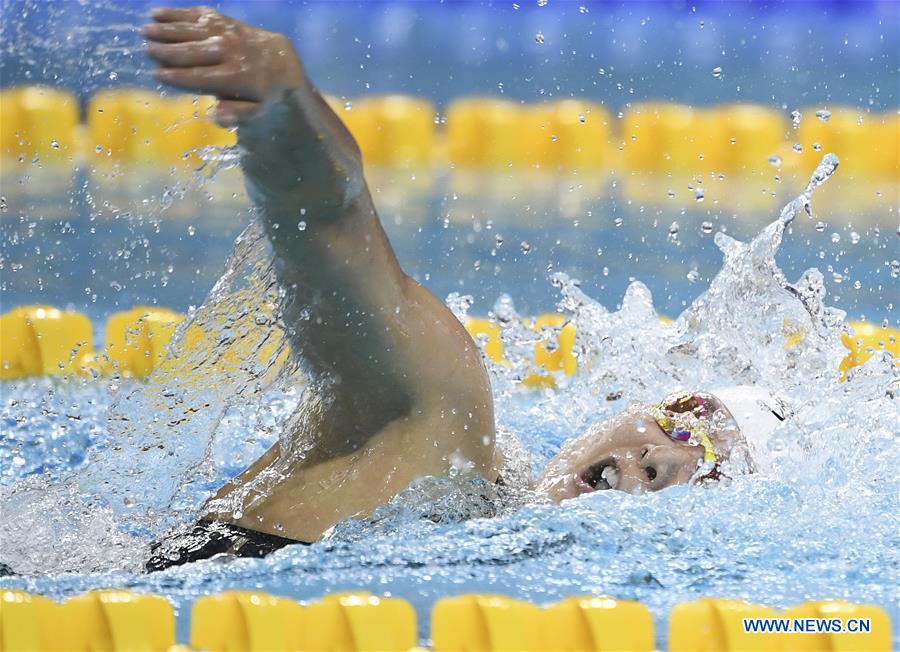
left=1, top=167, right=896, bottom=324
left=2, top=182, right=898, bottom=646
left=2, top=0, right=899, bottom=647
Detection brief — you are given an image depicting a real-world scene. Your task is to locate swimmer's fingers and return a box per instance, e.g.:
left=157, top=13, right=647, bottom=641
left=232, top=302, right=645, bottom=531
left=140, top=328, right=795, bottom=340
left=215, top=99, right=259, bottom=128
left=151, top=6, right=215, bottom=24
left=147, top=38, right=225, bottom=67
left=143, top=22, right=211, bottom=43
left=153, top=64, right=256, bottom=100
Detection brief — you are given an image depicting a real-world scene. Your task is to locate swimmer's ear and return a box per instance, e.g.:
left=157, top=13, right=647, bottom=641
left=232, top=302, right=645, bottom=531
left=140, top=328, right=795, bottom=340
left=215, top=99, right=259, bottom=127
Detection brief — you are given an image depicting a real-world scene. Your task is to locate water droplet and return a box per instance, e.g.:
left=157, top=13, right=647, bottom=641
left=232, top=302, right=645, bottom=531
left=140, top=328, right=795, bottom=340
left=298, top=220, right=307, bottom=231
left=815, top=109, right=831, bottom=122
left=343, top=100, right=352, bottom=111
left=108, top=71, right=118, bottom=81
left=495, top=234, right=504, bottom=247
left=812, top=142, right=822, bottom=151
left=694, top=188, right=705, bottom=202
left=768, top=154, right=782, bottom=167
left=613, top=217, right=624, bottom=227
left=791, top=110, right=801, bottom=128
left=711, top=66, right=723, bottom=78
left=578, top=113, right=586, bottom=123
left=687, top=269, right=700, bottom=282
left=700, top=221, right=713, bottom=234
left=535, top=31, right=545, bottom=44
left=832, top=272, right=844, bottom=283
left=596, top=247, right=603, bottom=256
left=187, top=225, right=196, bottom=236
left=537, top=0, right=548, bottom=6
left=830, top=232, right=840, bottom=243
left=50, top=139, right=59, bottom=149
left=891, top=260, right=900, bottom=279
left=792, top=143, right=803, bottom=153
left=579, top=5, right=588, bottom=13
left=815, top=221, right=826, bottom=232
left=520, top=241, right=532, bottom=254
left=850, top=231, right=860, bottom=244
left=668, top=221, right=679, bottom=235
left=0, top=196, right=6, bottom=211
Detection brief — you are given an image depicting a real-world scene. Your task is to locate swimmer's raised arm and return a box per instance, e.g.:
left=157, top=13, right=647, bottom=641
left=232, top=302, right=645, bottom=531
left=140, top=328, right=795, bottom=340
left=144, top=7, right=398, bottom=387
left=144, top=7, right=496, bottom=541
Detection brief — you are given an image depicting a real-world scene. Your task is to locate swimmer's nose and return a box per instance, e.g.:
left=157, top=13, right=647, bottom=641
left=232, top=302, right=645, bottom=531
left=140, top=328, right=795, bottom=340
left=613, top=456, right=653, bottom=494
left=616, top=447, right=686, bottom=493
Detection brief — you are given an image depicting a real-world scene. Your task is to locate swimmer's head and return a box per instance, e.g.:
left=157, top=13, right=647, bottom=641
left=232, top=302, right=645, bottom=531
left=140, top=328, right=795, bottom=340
left=536, top=391, right=747, bottom=501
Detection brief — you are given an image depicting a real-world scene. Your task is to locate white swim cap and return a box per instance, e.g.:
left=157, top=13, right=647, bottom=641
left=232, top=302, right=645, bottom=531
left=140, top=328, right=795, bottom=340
left=710, top=385, right=789, bottom=440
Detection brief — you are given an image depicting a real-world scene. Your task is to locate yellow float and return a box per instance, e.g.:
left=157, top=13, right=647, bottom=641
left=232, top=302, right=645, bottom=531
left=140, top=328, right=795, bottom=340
left=0, top=86, right=80, bottom=164
left=1, top=305, right=895, bottom=384
left=0, top=588, right=892, bottom=651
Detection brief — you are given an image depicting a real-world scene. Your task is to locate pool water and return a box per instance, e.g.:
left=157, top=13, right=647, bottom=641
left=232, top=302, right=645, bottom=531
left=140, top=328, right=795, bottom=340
left=1, top=0, right=898, bottom=646
left=1, top=159, right=897, bottom=647
left=1, top=164, right=896, bottom=323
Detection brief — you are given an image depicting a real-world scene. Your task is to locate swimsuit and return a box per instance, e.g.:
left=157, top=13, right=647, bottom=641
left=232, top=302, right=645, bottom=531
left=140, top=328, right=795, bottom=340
left=145, top=519, right=306, bottom=573
left=146, top=476, right=507, bottom=572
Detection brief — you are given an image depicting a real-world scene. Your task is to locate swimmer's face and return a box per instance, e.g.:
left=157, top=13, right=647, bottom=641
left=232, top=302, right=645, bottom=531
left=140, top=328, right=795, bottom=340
left=536, top=408, right=705, bottom=500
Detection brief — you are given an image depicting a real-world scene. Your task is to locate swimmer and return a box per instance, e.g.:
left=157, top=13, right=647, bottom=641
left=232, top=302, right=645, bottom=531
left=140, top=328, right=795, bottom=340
left=141, top=7, right=789, bottom=572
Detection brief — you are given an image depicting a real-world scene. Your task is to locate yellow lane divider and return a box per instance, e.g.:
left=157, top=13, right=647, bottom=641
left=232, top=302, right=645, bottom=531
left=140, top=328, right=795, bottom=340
left=621, top=103, right=790, bottom=176
left=1, top=589, right=891, bottom=651
left=432, top=594, right=656, bottom=651
left=0, top=86, right=80, bottom=163
left=0, top=590, right=59, bottom=652
left=0, top=306, right=95, bottom=378
left=326, top=95, right=437, bottom=168
left=1, top=86, right=897, bottom=177
left=88, top=91, right=236, bottom=166
left=432, top=594, right=544, bottom=650
left=61, top=590, right=176, bottom=652
left=190, top=591, right=307, bottom=651
left=543, top=596, right=656, bottom=651
left=101, top=305, right=184, bottom=378
left=0, top=305, right=896, bottom=383
left=669, top=597, right=891, bottom=652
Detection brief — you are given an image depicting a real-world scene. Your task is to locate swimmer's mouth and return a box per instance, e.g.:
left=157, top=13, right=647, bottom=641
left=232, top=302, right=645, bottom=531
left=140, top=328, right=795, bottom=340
left=576, top=459, right=619, bottom=493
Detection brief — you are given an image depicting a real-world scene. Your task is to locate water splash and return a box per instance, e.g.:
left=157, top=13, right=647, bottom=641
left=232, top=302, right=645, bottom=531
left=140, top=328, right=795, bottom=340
left=778, top=152, right=840, bottom=226
left=0, top=155, right=896, bottom=641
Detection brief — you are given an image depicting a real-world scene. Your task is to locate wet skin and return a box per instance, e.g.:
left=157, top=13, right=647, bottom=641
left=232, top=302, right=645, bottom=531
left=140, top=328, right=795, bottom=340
left=145, top=7, right=496, bottom=542
left=143, top=7, right=737, bottom=542
left=536, top=406, right=705, bottom=500
left=537, top=396, right=742, bottom=501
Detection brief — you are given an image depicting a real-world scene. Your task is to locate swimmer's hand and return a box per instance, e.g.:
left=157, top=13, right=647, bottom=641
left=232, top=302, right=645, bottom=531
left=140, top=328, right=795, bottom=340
left=143, top=6, right=305, bottom=127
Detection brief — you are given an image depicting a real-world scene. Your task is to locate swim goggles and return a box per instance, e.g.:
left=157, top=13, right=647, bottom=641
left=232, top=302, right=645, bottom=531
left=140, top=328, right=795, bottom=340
left=651, top=392, right=719, bottom=480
